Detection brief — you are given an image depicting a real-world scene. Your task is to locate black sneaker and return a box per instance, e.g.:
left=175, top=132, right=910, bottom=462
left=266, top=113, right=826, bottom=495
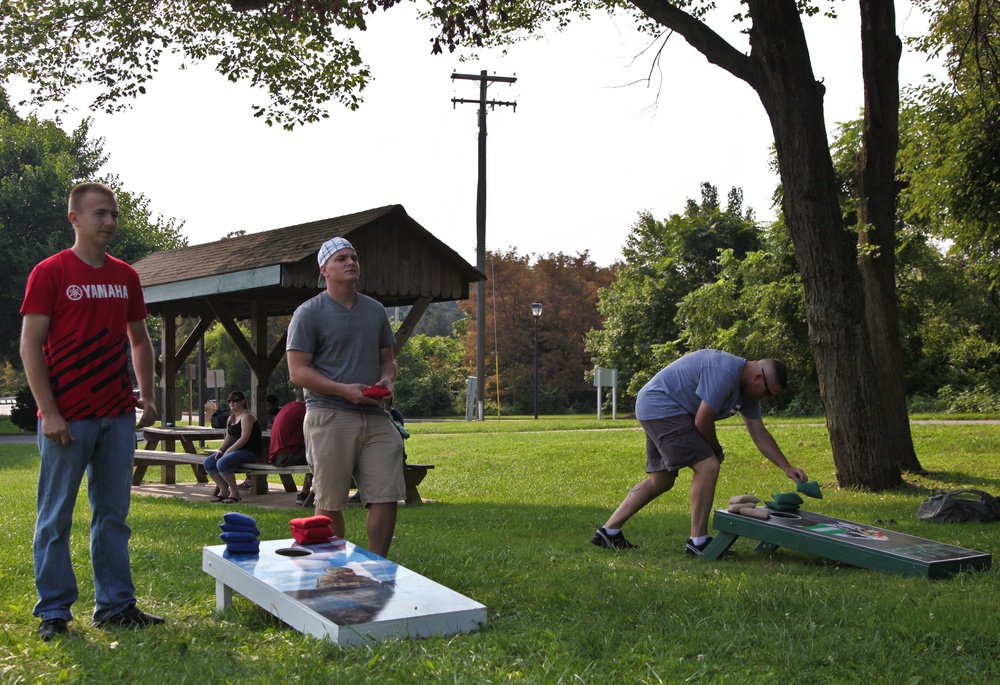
left=96, top=604, right=165, bottom=629
left=37, top=618, right=68, bottom=641
left=684, top=537, right=714, bottom=557
left=591, top=526, right=639, bottom=550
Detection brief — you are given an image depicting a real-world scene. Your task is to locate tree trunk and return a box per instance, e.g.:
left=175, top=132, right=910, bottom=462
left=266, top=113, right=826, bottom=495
left=745, top=2, right=901, bottom=490
left=630, top=0, right=907, bottom=489
left=855, top=0, right=924, bottom=473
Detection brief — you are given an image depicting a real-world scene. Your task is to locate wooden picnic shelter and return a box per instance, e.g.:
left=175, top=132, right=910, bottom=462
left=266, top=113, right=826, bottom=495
left=132, top=204, right=485, bottom=424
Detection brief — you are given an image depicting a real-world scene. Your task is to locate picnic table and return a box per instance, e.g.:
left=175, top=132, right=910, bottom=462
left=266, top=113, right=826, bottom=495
left=142, top=425, right=227, bottom=454
left=134, top=425, right=275, bottom=488
left=134, top=425, right=227, bottom=485
left=134, top=426, right=432, bottom=501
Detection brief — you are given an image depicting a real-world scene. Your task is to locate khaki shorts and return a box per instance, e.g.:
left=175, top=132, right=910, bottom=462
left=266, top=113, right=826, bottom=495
left=640, top=415, right=716, bottom=473
left=304, top=408, right=405, bottom=510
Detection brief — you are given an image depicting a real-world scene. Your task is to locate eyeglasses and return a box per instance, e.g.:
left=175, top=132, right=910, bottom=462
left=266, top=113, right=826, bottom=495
left=761, top=370, right=773, bottom=398
left=228, top=399, right=242, bottom=404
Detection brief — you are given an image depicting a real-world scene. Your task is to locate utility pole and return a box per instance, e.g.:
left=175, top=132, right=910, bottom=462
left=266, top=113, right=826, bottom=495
left=452, top=70, right=516, bottom=421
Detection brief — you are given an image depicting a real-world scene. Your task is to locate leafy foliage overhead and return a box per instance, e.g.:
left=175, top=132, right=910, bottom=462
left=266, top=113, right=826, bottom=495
left=0, top=0, right=840, bottom=129
left=0, top=91, right=187, bottom=366
left=0, top=0, right=388, bottom=129
left=903, top=0, right=1000, bottom=283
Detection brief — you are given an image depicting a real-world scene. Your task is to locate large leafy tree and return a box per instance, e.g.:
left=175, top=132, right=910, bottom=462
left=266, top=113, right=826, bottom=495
left=0, top=1, right=922, bottom=487
left=903, top=1, right=1000, bottom=282
left=0, top=90, right=98, bottom=363
left=394, top=331, right=466, bottom=417
left=0, top=91, right=186, bottom=366
left=675, top=218, right=815, bottom=410
left=870, top=1, right=1000, bottom=407
left=460, top=249, right=614, bottom=414
left=0, top=0, right=375, bottom=129
left=439, top=0, right=911, bottom=488
left=586, top=183, right=762, bottom=398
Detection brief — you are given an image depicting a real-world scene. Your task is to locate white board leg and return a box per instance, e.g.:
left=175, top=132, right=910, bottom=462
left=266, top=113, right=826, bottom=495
left=216, top=578, right=233, bottom=611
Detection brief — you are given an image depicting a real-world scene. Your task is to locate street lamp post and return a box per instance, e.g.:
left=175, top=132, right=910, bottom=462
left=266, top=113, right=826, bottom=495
left=531, top=301, right=543, bottom=419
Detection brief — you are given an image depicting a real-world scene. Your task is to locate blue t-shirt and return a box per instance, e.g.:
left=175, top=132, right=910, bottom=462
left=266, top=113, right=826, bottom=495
left=635, top=349, right=761, bottom=422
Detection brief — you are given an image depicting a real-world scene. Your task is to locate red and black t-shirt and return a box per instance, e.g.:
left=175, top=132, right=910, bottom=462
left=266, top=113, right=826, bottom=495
left=20, top=249, right=148, bottom=421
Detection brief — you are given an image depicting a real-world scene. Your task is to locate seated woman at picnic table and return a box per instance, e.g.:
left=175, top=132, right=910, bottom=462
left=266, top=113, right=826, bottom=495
left=203, top=390, right=262, bottom=503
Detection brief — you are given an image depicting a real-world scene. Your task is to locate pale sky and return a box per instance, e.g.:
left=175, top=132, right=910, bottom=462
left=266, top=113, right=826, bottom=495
left=7, top=2, right=936, bottom=268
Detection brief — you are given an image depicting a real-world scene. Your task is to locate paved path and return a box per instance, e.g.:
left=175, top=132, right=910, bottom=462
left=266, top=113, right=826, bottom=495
left=0, top=434, right=35, bottom=444
left=132, top=480, right=309, bottom=510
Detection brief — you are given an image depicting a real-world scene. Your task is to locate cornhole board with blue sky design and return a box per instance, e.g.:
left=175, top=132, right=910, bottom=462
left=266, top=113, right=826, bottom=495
left=203, top=538, right=487, bottom=646
left=704, top=509, right=992, bottom=578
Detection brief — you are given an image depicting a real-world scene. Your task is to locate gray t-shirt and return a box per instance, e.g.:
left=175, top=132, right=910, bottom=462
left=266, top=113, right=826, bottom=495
left=635, top=349, right=761, bottom=422
left=286, top=291, right=395, bottom=413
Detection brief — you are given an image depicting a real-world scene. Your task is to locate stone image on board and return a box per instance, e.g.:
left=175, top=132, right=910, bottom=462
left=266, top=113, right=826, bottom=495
left=317, top=566, right=393, bottom=590
left=287, top=563, right=397, bottom=625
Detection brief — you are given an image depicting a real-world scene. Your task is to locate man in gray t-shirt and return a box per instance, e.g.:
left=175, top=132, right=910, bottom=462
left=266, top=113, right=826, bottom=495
left=591, top=349, right=807, bottom=556
left=287, top=237, right=405, bottom=558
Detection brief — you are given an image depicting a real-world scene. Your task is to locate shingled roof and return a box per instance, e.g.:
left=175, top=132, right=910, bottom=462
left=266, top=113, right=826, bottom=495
left=133, top=204, right=484, bottom=318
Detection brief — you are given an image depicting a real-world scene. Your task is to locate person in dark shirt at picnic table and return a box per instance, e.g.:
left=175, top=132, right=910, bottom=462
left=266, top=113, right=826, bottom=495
left=264, top=393, right=281, bottom=429
left=203, top=390, right=262, bottom=504
left=269, top=387, right=307, bottom=467
left=266, top=387, right=313, bottom=505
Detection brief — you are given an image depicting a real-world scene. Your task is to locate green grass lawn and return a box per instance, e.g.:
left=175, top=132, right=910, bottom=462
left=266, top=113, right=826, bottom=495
left=0, top=415, right=27, bottom=435
left=1, top=418, right=998, bottom=683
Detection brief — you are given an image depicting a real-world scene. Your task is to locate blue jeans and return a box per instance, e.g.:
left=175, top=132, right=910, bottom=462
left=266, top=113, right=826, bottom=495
left=34, top=412, right=138, bottom=623
left=203, top=449, right=258, bottom=476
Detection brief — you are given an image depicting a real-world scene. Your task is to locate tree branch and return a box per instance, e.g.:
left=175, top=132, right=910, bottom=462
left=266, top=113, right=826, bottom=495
left=228, top=0, right=277, bottom=10
left=628, top=0, right=756, bottom=86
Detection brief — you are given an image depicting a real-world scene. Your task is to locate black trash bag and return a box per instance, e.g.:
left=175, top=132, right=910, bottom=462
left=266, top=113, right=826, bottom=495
left=917, top=489, right=1000, bottom=523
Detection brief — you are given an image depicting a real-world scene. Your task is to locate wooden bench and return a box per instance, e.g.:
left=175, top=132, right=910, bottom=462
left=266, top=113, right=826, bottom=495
left=132, top=449, right=309, bottom=495
left=231, top=462, right=436, bottom=501
left=238, top=463, right=312, bottom=496
left=293, top=464, right=435, bottom=507
left=133, top=449, right=207, bottom=486
left=133, top=449, right=434, bottom=503
left=272, top=464, right=434, bottom=507
left=401, top=464, right=434, bottom=505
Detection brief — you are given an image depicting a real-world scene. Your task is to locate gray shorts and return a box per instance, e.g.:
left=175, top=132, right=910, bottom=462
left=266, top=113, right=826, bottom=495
left=640, top=415, right=716, bottom=473
left=272, top=449, right=307, bottom=467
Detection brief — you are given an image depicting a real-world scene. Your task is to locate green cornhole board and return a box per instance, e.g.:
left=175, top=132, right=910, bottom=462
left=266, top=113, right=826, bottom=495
left=703, top=508, right=992, bottom=578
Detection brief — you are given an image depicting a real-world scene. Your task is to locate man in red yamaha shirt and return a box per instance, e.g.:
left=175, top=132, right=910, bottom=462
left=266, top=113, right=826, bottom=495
left=20, top=182, right=163, bottom=641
